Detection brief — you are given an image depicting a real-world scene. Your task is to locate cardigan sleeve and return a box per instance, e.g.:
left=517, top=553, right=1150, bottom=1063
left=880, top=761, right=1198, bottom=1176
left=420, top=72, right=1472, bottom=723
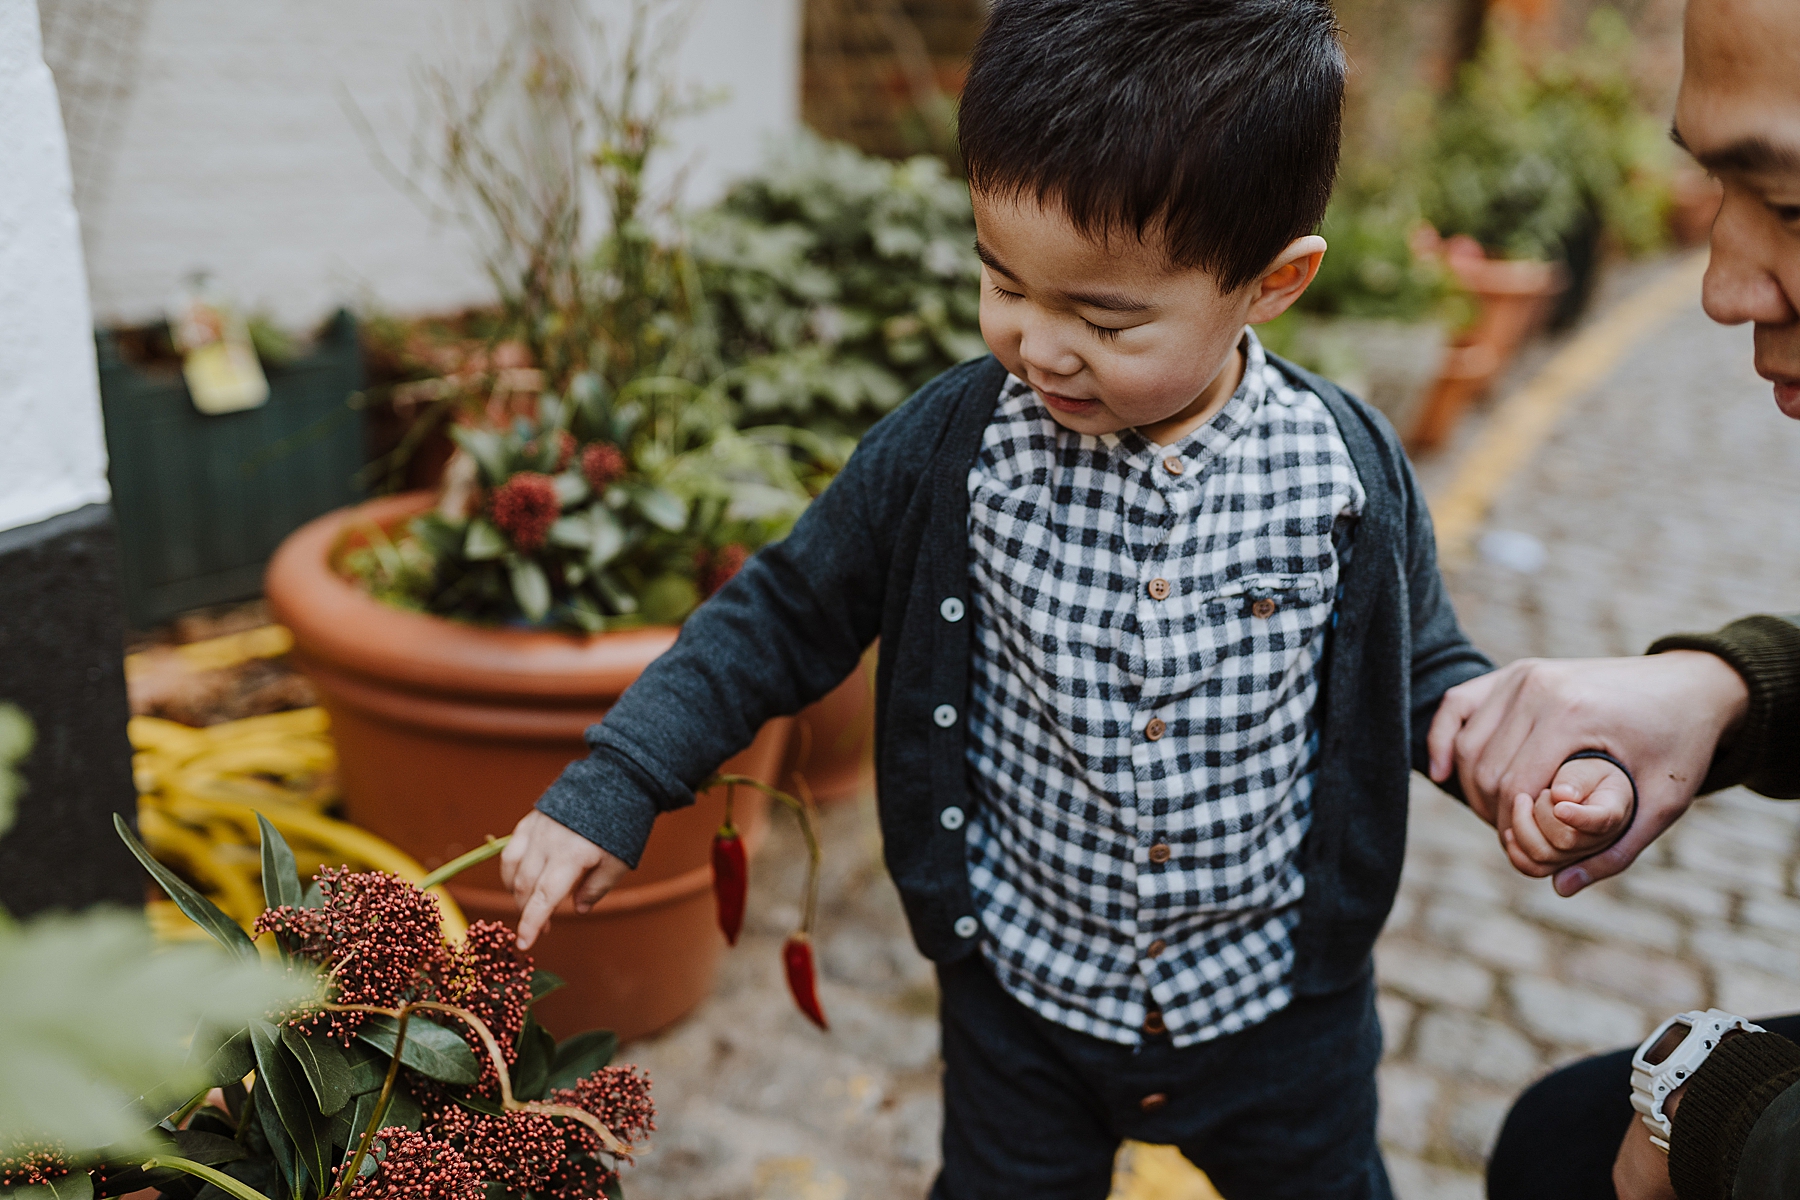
left=1649, top=613, right=1800, bottom=800
left=534, top=360, right=981, bottom=865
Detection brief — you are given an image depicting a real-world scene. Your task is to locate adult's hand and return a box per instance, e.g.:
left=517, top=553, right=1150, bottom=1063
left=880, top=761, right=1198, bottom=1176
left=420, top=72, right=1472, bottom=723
left=1427, top=651, right=1748, bottom=895
left=499, top=810, right=630, bottom=950
left=1614, top=1085, right=1683, bottom=1200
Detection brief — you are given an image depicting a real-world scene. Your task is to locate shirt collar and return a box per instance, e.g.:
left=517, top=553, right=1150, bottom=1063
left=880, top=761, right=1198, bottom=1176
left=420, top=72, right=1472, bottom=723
left=1109, top=327, right=1267, bottom=476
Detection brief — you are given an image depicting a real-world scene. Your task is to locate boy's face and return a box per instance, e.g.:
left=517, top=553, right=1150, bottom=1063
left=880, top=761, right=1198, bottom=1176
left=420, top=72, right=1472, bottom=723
left=972, top=191, right=1323, bottom=442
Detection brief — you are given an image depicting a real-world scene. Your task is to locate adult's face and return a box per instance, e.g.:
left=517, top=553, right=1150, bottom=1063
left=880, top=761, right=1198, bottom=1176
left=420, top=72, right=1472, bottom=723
left=1678, top=0, right=1800, bottom=417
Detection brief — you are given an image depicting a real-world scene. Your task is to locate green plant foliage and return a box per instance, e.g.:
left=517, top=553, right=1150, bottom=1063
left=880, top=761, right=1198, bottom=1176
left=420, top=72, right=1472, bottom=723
left=0, top=703, right=33, bottom=838
left=1296, top=195, right=1457, bottom=323
left=695, top=130, right=987, bottom=435
left=344, top=382, right=810, bottom=630
left=1421, top=10, right=1673, bottom=262
left=0, top=910, right=312, bottom=1162
left=4, top=815, right=653, bottom=1199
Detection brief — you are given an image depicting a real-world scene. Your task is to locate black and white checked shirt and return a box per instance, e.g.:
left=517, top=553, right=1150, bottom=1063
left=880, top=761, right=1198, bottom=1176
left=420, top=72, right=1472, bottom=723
left=963, top=330, right=1366, bottom=1047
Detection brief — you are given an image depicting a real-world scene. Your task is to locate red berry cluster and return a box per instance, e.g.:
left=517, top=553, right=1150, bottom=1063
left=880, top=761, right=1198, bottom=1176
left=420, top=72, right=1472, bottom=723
left=551, top=1066, right=656, bottom=1155
left=336, top=1128, right=482, bottom=1200
left=432, top=1107, right=568, bottom=1195
left=698, top=543, right=749, bottom=597
left=0, top=1147, right=70, bottom=1188
left=580, top=442, right=627, bottom=492
left=448, top=919, right=535, bottom=1089
left=490, top=472, right=561, bottom=552
left=255, top=868, right=450, bottom=1043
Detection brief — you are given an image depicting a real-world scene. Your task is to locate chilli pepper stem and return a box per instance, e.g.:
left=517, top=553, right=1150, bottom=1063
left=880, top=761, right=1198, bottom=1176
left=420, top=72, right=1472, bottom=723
left=707, top=773, right=822, bottom=932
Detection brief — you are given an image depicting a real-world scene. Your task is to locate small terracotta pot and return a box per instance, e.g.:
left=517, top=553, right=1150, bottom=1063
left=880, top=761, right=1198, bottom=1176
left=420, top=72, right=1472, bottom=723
left=266, top=492, right=792, bottom=1039
left=784, top=645, right=877, bottom=806
left=1410, top=238, right=1565, bottom=451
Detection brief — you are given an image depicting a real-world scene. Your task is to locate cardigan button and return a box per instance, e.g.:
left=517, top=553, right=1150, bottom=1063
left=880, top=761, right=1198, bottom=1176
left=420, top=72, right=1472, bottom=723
left=954, top=915, right=980, bottom=939
left=940, top=806, right=965, bottom=830
left=1140, top=1092, right=1169, bottom=1112
left=933, top=704, right=958, bottom=728
left=1143, top=1009, right=1168, bottom=1036
left=940, top=596, right=965, bottom=622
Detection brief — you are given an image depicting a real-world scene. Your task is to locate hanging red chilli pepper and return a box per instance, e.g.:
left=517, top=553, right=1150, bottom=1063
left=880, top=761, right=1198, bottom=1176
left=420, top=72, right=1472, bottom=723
left=711, top=784, right=748, bottom=946
left=706, top=771, right=829, bottom=1032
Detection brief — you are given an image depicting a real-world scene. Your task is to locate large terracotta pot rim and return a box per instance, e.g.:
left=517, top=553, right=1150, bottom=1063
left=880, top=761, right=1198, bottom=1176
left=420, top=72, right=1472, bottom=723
left=266, top=491, right=680, bottom=704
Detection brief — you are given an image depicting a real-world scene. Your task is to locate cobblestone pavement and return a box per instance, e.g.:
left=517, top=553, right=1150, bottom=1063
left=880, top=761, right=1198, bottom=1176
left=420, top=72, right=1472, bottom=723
left=617, top=266, right=1800, bottom=1200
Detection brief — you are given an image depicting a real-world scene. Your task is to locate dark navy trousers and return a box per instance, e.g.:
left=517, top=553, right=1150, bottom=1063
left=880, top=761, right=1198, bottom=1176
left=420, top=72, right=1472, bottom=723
left=930, top=955, right=1392, bottom=1200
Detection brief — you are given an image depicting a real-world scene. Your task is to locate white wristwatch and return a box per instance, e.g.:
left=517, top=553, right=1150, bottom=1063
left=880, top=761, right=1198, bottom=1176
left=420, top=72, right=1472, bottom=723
left=1631, top=1008, right=1766, bottom=1151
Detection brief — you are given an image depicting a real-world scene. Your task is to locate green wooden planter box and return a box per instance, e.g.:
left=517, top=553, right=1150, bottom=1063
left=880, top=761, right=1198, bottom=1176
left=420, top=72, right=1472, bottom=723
left=97, top=309, right=364, bottom=629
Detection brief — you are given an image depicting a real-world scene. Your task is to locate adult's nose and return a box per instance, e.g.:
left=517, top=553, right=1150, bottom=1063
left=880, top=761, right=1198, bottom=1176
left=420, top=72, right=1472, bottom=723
left=1702, top=193, right=1799, bottom=328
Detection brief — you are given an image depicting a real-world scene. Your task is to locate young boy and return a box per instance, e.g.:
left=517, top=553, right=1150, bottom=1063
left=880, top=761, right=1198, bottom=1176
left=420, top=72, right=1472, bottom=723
left=499, top=1, right=1618, bottom=1194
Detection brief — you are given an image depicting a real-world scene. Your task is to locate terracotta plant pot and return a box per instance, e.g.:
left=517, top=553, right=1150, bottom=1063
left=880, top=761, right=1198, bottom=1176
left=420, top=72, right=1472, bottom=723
left=265, top=491, right=791, bottom=1040
left=784, top=645, right=877, bottom=805
left=1409, top=237, right=1566, bottom=451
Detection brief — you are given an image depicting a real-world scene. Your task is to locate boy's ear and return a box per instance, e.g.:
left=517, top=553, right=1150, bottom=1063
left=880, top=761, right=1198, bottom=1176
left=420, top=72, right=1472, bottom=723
left=1245, top=236, right=1327, bottom=325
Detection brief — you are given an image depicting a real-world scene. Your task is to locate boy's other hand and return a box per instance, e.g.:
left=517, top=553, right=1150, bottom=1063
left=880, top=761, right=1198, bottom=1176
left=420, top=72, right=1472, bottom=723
left=1498, top=757, right=1634, bottom=885
left=500, top=811, right=628, bottom=950
left=1425, top=652, right=1748, bottom=895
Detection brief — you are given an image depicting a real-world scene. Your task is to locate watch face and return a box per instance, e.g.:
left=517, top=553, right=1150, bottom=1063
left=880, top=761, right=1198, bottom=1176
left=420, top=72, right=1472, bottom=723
left=1645, top=1022, right=1692, bottom=1065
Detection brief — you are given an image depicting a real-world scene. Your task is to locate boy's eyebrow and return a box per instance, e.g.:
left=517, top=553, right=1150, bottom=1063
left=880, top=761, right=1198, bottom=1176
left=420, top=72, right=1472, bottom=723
left=974, top=238, right=1155, bottom=314
left=1671, top=122, right=1800, bottom=174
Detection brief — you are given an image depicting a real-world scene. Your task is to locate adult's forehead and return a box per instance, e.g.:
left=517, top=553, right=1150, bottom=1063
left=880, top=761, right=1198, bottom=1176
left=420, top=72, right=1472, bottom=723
left=1680, top=0, right=1800, bottom=155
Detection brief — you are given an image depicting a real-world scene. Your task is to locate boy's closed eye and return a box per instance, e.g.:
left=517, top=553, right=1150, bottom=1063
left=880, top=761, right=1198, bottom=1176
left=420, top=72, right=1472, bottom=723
left=1498, top=757, right=1634, bottom=878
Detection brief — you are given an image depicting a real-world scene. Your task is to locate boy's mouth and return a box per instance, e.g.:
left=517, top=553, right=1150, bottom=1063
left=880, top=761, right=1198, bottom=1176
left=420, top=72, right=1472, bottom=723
left=1037, top=388, right=1101, bottom=415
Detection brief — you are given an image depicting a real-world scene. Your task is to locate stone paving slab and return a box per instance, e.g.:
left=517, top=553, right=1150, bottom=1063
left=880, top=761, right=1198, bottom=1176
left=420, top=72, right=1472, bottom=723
left=617, top=268, right=1800, bottom=1199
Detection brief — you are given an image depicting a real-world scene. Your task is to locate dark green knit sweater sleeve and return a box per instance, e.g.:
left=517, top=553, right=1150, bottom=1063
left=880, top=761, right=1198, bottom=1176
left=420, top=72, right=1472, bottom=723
left=1669, top=1032, right=1800, bottom=1200
left=1649, top=613, right=1800, bottom=799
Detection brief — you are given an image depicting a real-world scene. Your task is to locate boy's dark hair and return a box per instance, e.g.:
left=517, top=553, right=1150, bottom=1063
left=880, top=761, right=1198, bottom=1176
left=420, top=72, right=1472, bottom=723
left=958, top=0, right=1345, bottom=292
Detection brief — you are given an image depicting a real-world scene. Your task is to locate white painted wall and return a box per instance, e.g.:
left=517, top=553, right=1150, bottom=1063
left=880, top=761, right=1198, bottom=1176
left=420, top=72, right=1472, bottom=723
left=70, top=0, right=801, bottom=330
left=0, top=3, right=110, bottom=536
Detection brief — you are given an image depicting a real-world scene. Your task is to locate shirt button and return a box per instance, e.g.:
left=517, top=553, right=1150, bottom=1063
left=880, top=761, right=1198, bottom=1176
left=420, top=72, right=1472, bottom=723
left=1148, top=842, right=1172, bottom=864
left=940, top=806, right=965, bottom=830
left=1147, top=578, right=1171, bottom=601
left=1146, top=938, right=1167, bottom=958
left=954, top=915, right=980, bottom=939
left=933, top=704, right=958, bottom=728
left=1143, top=1009, right=1167, bottom=1036
left=1162, top=456, right=1185, bottom=476
left=1251, top=597, right=1278, bottom=619
left=939, top=596, right=965, bottom=622
left=1144, top=717, right=1166, bottom=741
left=1140, top=1092, right=1169, bottom=1112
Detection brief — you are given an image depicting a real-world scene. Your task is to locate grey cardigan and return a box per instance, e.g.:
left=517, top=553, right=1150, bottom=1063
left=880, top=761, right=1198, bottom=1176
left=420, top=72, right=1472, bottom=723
left=538, top=353, right=1491, bottom=996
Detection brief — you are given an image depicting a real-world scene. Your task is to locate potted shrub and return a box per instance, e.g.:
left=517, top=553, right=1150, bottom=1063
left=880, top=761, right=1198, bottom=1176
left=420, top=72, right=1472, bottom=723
left=0, top=815, right=654, bottom=1199
left=267, top=2, right=809, bottom=1040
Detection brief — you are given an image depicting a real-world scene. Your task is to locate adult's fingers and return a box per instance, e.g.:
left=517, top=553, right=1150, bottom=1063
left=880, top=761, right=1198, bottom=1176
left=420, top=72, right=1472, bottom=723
left=1427, top=678, right=1486, bottom=782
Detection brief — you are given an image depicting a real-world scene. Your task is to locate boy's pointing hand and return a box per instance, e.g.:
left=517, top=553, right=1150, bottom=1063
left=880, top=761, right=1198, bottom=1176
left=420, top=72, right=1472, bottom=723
left=500, top=810, right=629, bottom=950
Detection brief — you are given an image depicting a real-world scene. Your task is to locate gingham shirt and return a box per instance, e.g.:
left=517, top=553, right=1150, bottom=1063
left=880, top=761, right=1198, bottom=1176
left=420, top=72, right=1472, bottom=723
left=963, top=330, right=1365, bottom=1047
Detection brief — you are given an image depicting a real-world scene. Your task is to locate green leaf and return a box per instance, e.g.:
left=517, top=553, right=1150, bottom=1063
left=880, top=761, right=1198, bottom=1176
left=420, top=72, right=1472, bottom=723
left=630, top=485, right=688, bottom=532
left=248, top=1086, right=296, bottom=1199
left=114, top=814, right=257, bottom=962
left=587, top=505, right=625, bottom=568
left=464, top=519, right=507, bottom=561
left=449, top=427, right=508, bottom=483
left=553, top=471, right=591, bottom=507
left=603, top=1172, right=624, bottom=1200
left=193, top=1028, right=255, bottom=1089
left=529, top=969, right=565, bottom=1002
left=339, top=1040, right=390, bottom=1096
left=546, top=1030, right=618, bottom=1091
left=383, top=1081, right=424, bottom=1132
left=247, top=1020, right=331, bottom=1193
left=451, top=1092, right=504, bottom=1117
left=0, top=1172, right=95, bottom=1199
left=256, top=815, right=302, bottom=913
left=511, top=1017, right=556, bottom=1101
left=509, top=560, right=551, bottom=622
left=548, top=514, right=595, bottom=550
left=356, top=1015, right=481, bottom=1085
left=328, top=1088, right=377, bottom=1152
left=280, top=1025, right=355, bottom=1116
left=172, top=1130, right=248, bottom=1167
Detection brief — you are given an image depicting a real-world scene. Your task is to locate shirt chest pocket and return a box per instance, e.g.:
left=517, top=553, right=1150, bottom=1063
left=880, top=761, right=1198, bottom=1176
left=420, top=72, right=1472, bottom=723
left=1192, top=573, right=1334, bottom=668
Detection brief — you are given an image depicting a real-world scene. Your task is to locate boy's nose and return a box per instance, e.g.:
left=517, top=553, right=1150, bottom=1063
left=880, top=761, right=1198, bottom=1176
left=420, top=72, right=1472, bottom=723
left=1016, top=319, right=1085, bottom=381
